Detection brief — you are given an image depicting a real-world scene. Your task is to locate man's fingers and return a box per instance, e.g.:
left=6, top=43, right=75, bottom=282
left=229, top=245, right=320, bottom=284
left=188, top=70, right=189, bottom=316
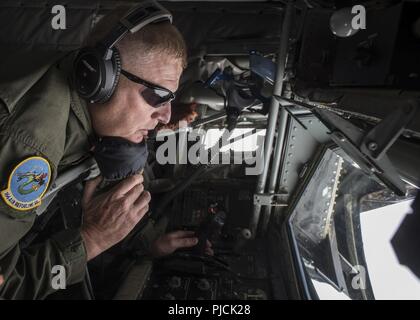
left=82, top=175, right=103, bottom=204
left=205, top=240, right=214, bottom=255
left=172, top=237, right=198, bottom=249
left=122, top=183, right=144, bottom=206
left=168, top=230, right=196, bottom=239
left=112, top=174, right=143, bottom=196
left=132, top=190, right=151, bottom=212
left=204, top=247, right=214, bottom=256
left=129, top=203, right=149, bottom=225
left=0, top=274, right=4, bottom=286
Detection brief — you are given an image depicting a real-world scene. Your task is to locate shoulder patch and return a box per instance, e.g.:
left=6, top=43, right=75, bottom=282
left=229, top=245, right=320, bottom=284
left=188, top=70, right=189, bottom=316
left=1, top=156, right=51, bottom=211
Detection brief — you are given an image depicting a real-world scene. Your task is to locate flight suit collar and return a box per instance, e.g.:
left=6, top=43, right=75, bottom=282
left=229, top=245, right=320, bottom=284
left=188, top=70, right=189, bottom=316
left=70, top=87, right=93, bottom=138
left=58, top=52, right=93, bottom=138
left=0, top=65, right=50, bottom=112
left=0, top=51, right=66, bottom=112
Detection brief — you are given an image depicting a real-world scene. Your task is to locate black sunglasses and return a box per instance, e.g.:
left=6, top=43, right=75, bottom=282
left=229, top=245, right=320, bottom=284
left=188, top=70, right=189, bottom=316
left=121, top=69, right=176, bottom=108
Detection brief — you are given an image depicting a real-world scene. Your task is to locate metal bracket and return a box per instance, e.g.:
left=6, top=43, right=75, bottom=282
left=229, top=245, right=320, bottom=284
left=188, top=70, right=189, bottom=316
left=273, top=95, right=418, bottom=196
left=360, top=105, right=417, bottom=160
left=316, top=105, right=417, bottom=196
left=254, top=193, right=288, bottom=207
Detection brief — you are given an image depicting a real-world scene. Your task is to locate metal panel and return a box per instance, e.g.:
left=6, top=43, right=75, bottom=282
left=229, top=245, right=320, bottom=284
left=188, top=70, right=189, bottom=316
left=278, top=114, right=330, bottom=195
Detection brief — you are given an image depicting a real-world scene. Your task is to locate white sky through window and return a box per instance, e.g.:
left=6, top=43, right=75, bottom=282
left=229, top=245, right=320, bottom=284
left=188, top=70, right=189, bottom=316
left=360, top=200, right=420, bottom=300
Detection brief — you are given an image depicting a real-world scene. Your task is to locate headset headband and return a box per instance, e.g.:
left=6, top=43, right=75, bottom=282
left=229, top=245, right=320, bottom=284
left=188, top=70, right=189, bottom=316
left=99, top=0, right=173, bottom=59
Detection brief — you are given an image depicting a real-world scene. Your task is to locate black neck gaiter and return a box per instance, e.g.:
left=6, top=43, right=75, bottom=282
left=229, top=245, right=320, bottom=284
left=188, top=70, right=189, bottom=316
left=91, top=136, right=149, bottom=181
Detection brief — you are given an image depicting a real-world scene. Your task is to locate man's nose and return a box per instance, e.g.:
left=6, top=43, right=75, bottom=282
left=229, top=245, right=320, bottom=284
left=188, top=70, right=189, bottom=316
left=152, top=103, right=172, bottom=125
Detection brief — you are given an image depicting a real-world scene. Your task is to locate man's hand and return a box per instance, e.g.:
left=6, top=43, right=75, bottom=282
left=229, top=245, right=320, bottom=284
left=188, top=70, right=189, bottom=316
left=150, top=230, right=214, bottom=258
left=81, top=174, right=151, bottom=261
left=0, top=274, right=3, bottom=286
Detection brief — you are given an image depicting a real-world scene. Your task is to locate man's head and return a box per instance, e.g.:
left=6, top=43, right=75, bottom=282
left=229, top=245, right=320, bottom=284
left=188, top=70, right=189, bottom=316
left=88, top=21, right=187, bottom=143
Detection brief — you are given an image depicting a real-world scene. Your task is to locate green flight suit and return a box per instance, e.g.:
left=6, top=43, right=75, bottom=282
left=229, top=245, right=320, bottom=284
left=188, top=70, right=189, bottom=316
left=0, top=52, right=92, bottom=299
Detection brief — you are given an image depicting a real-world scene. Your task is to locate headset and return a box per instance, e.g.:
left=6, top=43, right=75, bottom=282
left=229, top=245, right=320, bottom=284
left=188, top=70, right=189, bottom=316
left=73, top=0, right=172, bottom=104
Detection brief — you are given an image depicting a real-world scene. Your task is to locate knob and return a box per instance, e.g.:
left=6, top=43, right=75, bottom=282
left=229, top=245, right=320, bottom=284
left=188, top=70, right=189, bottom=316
left=168, top=276, right=182, bottom=289
left=162, top=293, right=175, bottom=300
left=197, top=278, right=211, bottom=291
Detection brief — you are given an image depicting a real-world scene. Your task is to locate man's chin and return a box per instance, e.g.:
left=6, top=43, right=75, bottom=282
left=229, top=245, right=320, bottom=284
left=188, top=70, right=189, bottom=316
left=125, top=134, right=144, bottom=144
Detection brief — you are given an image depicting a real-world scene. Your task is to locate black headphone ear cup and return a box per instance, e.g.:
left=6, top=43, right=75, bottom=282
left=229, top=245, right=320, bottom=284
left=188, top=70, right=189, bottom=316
left=73, top=48, right=104, bottom=101
left=99, top=48, right=122, bottom=103
left=73, top=47, right=122, bottom=104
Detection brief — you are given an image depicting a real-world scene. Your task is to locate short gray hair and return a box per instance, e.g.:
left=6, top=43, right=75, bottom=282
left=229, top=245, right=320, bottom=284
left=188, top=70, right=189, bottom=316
left=86, top=8, right=187, bottom=69
left=116, top=21, right=187, bottom=69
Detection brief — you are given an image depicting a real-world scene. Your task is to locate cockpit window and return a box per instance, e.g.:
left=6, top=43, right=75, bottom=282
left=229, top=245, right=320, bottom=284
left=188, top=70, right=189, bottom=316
left=288, top=146, right=418, bottom=300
